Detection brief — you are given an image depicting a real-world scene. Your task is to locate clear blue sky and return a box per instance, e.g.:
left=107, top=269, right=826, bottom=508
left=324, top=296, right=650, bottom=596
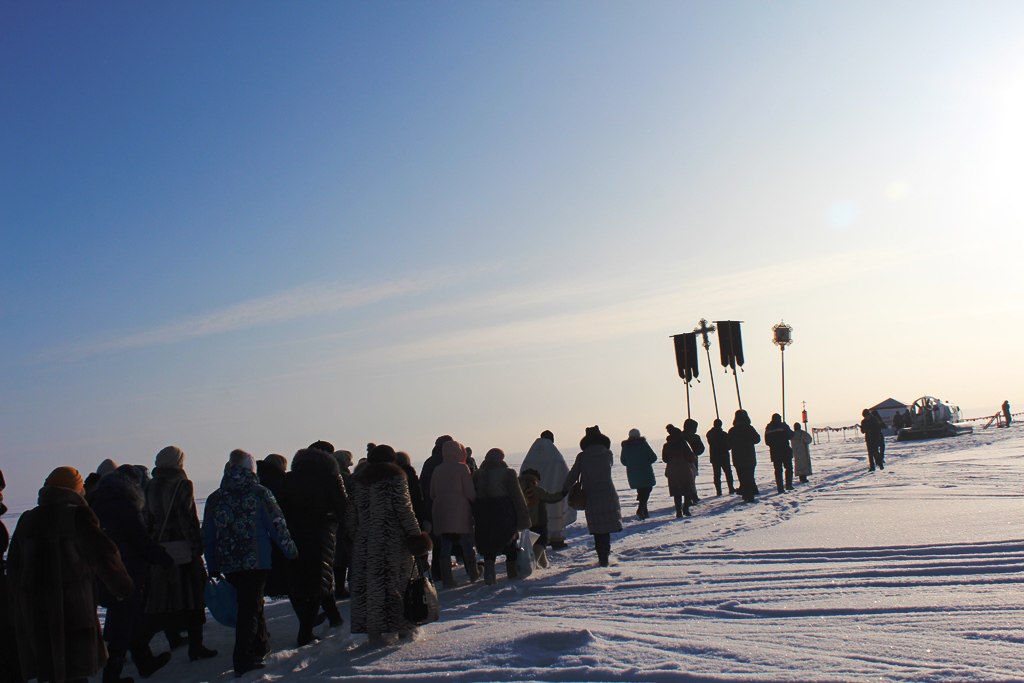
left=2, top=1, right=1022, bottom=511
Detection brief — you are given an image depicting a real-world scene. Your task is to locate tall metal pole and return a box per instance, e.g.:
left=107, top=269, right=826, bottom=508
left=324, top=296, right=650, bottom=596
left=685, top=379, right=691, bottom=419
left=732, top=367, right=743, bottom=409
left=694, top=319, right=719, bottom=419
left=780, top=345, right=786, bottom=423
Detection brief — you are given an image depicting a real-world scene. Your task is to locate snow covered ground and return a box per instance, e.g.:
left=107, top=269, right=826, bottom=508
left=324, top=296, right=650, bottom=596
left=102, top=426, right=1024, bottom=682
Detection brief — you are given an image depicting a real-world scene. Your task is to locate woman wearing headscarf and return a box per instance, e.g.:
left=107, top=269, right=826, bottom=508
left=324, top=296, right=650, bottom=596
left=473, top=449, right=530, bottom=585
left=346, top=445, right=430, bottom=644
left=9, top=467, right=134, bottom=683
left=145, top=446, right=217, bottom=663
left=563, top=426, right=622, bottom=567
left=430, top=440, right=479, bottom=587
left=619, top=428, right=657, bottom=519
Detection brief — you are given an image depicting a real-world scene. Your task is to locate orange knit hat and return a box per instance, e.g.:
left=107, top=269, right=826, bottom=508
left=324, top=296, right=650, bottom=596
left=45, top=466, right=85, bottom=494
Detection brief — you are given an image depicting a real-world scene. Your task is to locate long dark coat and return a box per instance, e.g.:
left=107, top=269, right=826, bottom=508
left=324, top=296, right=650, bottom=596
left=257, top=458, right=289, bottom=597
left=145, top=467, right=206, bottom=614
left=662, top=433, right=698, bottom=498
left=472, top=460, right=530, bottom=558
left=277, top=448, right=348, bottom=600
left=564, top=445, right=622, bottom=535
left=8, top=486, right=134, bottom=683
left=346, top=462, right=423, bottom=636
left=0, top=470, right=21, bottom=683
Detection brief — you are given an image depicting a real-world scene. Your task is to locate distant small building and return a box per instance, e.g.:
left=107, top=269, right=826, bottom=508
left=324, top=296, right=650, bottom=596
left=869, top=397, right=910, bottom=427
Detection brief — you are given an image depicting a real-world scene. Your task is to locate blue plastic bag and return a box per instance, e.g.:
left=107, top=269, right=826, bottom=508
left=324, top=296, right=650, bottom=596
left=205, top=576, right=238, bottom=628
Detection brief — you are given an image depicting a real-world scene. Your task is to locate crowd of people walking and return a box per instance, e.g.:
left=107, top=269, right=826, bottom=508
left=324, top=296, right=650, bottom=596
left=0, top=410, right=844, bottom=683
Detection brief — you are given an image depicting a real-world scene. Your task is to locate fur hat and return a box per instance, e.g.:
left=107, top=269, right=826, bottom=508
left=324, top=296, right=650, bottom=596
left=580, top=425, right=611, bottom=450
left=308, top=440, right=335, bottom=454
left=368, top=444, right=397, bottom=464
left=628, top=428, right=641, bottom=439
left=484, top=448, right=505, bottom=462
left=155, top=445, right=185, bottom=470
left=45, top=466, right=85, bottom=494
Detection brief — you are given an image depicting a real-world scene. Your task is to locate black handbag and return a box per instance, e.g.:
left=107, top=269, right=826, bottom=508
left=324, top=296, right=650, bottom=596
left=403, top=559, right=439, bottom=625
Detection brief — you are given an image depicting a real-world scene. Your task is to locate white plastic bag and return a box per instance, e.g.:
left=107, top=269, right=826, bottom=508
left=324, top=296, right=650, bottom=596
left=516, top=529, right=538, bottom=578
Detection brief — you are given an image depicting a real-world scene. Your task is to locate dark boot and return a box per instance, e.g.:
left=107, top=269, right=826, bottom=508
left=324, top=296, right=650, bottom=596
left=594, top=534, right=611, bottom=567
left=187, top=619, right=217, bottom=661
left=131, top=645, right=171, bottom=679
left=321, top=596, right=343, bottom=627
left=674, top=497, right=683, bottom=518
left=103, top=655, right=134, bottom=683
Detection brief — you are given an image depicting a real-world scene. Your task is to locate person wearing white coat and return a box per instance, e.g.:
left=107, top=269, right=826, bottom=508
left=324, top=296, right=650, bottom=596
left=792, top=423, right=813, bottom=483
left=520, top=431, right=576, bottom=549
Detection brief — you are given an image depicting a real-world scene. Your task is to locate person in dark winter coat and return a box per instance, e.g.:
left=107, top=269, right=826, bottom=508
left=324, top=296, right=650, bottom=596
left=662, top=425, right=698, bottom=517
left=9, top=467, right=134, bottom=683
left=91, top=465, right=174, bottom=683
left=256, top=454, right=289, bottom=599
left=395, top=451, right=428, bottom=530
left=563, top=426, right=622, bottom=567
left=705, top=419, right=735, bottom=496
left=517, top=469, right=566, bottom=569
left=619, top=429, right=657, bottom=519
left=473, top=449, right=531, bottom=585
left=728, top=410, right=761, bottom=502
left=346, top=445, right=430, bottom=644
left=145, top=446, right=216, bottom=663
left=203, top=450, right=298, bottom=678
left=1002, top=400, right=1012, bottom=427
left=681, top=419, right=705, bottom=502
left=764, top=414, right=795, bottom=493
left=332, top=450, right=355, bottom=599
left=860, top=409, right=885, bottom=471
left=419, top=435, right=452, bottom=576
left=84, top=459, right=119, bottom=505
left=0, top=469, right=22, bottom=683
left=277, top=443, right=348, bottom=647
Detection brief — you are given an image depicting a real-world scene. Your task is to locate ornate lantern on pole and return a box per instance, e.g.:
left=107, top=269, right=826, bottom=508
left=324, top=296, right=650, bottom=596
left=772, top=321, right=793, bottom=422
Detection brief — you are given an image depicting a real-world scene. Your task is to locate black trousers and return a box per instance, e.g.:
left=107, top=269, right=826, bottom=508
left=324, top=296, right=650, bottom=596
left=226, top=570, right=269, bottom=671
left=773, top=457, right=793, bottom=492
left=635, top=487, right=652, bottom=514
left=865, top=439, right=884, bottom=470
left=711, top=460, right=734, bottom=494
left=735, top=464, right=758, bottom=501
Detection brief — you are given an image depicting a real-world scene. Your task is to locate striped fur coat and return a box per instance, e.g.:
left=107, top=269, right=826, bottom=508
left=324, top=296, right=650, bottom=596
left=346, top=461, right=425, bottom=636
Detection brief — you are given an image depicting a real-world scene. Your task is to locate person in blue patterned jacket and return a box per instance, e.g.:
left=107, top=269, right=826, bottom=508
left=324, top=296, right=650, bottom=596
left=202, top=450, right=297, bottom=678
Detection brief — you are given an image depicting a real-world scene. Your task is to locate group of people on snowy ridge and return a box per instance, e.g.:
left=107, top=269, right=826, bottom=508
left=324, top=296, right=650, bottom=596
left=0, top=413, right=835, bottom=683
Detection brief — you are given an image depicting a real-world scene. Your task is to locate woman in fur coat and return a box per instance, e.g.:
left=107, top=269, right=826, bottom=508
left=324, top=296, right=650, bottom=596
left=9, top=467, right=134, bottom=683
left=563, top=426, right=622, bottom=567
left=346, top=445, right=430, bottom=644
left=662, top=425, right=698, bottom=518
left=430, top=440, right=479, bottom=587
left=145, top=446, right=216, bottom=662
left=619, top=429, right=657, bottom=520
left=791, top=423, right=813, bottom=483
left=473, top=449, right=530, bottom=585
